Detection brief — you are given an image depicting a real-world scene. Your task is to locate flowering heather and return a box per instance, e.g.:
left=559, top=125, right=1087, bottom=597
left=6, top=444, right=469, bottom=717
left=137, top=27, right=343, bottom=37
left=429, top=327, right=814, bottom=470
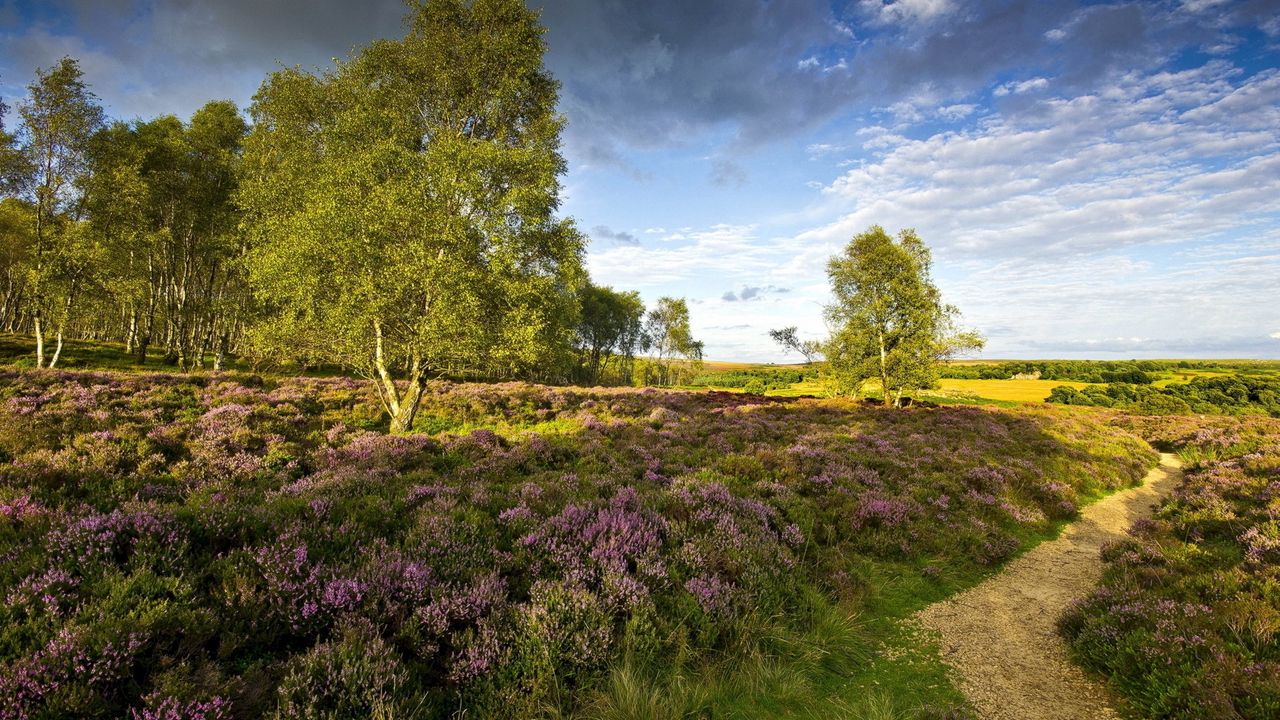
left=1061, top=414, right=1280, bottom=719
left=0, top=367, right=1153, bottom=717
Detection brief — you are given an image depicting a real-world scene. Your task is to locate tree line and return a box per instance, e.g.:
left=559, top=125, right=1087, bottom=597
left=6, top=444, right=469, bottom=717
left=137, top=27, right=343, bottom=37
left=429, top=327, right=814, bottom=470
left=1049, top=375, right=1280, bottom=417
left=0, top=0, right=705, bottom=431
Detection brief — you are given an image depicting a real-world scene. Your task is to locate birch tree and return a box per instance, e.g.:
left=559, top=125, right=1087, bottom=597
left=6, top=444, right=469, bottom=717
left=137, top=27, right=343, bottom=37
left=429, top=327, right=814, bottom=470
left=824, top=226, right=983, bottom=406
left=241, top=0, right=584, bottom=432
left=16, top=57, right=103, bottom=367
left=643, top=297, right=703, bottom=386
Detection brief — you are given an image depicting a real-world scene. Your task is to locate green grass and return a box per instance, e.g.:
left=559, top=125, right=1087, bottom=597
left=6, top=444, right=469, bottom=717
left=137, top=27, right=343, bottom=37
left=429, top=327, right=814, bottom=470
left=0, top=332, right=262, bottom=372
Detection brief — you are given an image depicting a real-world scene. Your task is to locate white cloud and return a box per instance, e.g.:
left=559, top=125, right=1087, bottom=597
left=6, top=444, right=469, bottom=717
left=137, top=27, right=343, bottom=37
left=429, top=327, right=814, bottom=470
left=1271, top=331, right=1280, bottom=340
left=810, top=66, right=1280, bottom=262
left=993, top=77, right=1050, bottom=97
left=938, top=103, right=978, bottom=120
left=805, top=142, right=851, bottom=158
left=587, top=224, right=770, bottom=288
left=858, top=0, right=955, bottom=27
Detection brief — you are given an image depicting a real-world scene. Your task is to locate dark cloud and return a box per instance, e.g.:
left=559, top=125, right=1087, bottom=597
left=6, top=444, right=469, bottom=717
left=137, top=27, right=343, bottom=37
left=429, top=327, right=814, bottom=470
left=0, top=1, right=1263, bottom=161
left=723, top=284, right=791, bottom=302
left=590, top=224, right=639, bottom=246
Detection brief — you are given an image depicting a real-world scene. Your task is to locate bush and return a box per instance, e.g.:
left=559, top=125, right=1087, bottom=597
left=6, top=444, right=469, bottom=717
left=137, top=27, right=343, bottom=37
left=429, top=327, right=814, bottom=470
left=1060, top=415, right=1280, bottom=719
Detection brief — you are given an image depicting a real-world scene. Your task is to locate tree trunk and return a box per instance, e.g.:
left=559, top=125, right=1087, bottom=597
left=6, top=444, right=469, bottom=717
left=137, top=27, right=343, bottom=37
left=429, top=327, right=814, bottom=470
left=48, top=286, right=75, bottom=369
left=49, top=331, right=65, bottom=369
left=213, top=331, right=229, bottom=371
left=389, top=379, right=428, bottom=434
left=34, top=310, right=46, bottom=368
left=372, top=319, right=430, bottom=434
left=878, top=331, right=891, bottom=407
left=125, top=310, right=137, bottom=354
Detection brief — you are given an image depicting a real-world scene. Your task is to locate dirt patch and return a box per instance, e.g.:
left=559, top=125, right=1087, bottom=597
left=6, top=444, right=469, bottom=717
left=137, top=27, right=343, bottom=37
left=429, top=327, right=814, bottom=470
left=917, top=453, right=1183, bottom=720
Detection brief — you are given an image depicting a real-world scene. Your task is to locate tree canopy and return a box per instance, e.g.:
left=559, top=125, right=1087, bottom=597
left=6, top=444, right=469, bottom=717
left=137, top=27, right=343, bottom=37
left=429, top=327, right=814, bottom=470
left=574, top=283, right=646, bottom=385
left=14, top=57, right=104, bottom=368
left=768, top=326, right=822, bottom=364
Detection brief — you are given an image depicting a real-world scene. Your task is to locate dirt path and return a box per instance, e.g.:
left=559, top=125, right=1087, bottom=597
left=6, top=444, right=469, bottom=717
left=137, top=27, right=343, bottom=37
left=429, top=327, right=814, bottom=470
left=917, top=453, right=1183, bottom=720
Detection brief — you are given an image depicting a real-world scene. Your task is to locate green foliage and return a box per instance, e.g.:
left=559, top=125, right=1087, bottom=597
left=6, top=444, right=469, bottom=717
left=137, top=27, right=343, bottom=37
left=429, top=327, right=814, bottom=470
left=687, top=367, right=817, bottom=393
left=1048, top=375, right=1280, bottom=416
left=574, top=284, right=645, bottom=385
left=824, top=226, right=983, bottom=406
left=941, top=359, right=1160, bottom=383
left=240, top=0, right=585, bottom=431
left=768, top=326, right=822, bottom=364
left=14, top=56, right=104, bottom=368
left=0, top=92, right=30, bottom=195
left=275, top=618, right=425, bottom=719
left=82, top=101, right=249, bottom=370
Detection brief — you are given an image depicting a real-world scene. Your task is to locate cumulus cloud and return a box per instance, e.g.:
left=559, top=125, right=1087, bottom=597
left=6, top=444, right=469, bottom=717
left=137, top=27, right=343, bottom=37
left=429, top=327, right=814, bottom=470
left=993, top=77, right=1049, bottom=96
left=807, top=63, right=1280, bottom=262
left=587, top=225, right=769, bottom=288
left=857, top=0, right=956, bottom=27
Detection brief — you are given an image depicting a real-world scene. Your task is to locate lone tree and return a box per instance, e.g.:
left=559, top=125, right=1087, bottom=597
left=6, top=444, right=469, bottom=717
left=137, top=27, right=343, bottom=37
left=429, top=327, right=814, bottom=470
left=241, top=0, right=584, bottom=432
left=824, top=226, right=983, bottom=406
left=768, top=326, right=822, bottom=364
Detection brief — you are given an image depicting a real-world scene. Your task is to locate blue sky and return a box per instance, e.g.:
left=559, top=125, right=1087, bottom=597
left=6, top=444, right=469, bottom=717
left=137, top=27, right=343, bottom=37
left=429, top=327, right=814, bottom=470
left=2, top=0, right=1278, bottom=361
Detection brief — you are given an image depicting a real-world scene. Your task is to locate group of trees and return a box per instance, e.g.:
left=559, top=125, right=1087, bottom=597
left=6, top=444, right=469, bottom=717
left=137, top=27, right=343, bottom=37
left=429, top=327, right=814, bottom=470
left=1049, top=375, right=1280, bottom=417
left=1, top=58, right=250, bottom=372
left=0, top=0, right=703, bottom=431
left=573, top=289, right=703, bottom=387
left=941, top=360, right=1157, bottom=384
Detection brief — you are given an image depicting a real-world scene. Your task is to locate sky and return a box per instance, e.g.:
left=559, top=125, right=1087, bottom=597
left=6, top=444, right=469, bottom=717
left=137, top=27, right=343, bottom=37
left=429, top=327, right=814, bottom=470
left=2, top=0, right=1278, bottom=361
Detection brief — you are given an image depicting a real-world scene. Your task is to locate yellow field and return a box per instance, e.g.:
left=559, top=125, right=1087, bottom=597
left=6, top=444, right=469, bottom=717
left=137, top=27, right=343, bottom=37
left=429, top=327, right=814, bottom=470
left=1152, top=370, right=1233, bottom=387
left=934, top=378, right=1092, bottom=403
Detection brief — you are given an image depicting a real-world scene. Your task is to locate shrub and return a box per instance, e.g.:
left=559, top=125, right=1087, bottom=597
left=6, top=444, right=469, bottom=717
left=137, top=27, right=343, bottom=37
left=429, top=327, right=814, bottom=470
left=1060, top=415, right=1280, bottom=719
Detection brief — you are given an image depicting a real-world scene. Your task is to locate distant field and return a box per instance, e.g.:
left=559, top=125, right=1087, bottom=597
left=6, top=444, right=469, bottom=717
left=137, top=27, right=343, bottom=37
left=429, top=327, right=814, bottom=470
left=935, top=378, right=1092, bottom=403
left=700, top=359, right=807, bottom=372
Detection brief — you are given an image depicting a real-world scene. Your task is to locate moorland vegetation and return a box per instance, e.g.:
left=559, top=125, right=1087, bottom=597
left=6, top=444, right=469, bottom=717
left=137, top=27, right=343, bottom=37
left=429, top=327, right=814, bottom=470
left=0, top=367, right=1153, bottom=718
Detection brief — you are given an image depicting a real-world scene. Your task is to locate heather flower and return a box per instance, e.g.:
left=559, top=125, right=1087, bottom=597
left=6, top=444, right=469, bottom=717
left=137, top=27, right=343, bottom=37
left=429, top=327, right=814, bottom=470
left=685, top=575, right=735, bottom=614
left=130, top=695, right=232, bottom=720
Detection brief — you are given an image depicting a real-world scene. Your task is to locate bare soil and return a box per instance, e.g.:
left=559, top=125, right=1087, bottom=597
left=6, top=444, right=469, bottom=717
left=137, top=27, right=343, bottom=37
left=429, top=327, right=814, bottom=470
left=917, top=453, right=1183, bottom=720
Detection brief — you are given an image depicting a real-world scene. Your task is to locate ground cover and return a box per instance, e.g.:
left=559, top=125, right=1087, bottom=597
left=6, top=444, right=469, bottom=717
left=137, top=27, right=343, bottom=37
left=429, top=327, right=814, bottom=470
left=0, top=367, right=1154, bottom=718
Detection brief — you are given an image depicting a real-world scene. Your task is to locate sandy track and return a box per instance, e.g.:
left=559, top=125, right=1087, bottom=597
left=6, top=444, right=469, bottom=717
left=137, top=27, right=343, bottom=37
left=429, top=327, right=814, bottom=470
left=917, top=453, right=1183, bottom=720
